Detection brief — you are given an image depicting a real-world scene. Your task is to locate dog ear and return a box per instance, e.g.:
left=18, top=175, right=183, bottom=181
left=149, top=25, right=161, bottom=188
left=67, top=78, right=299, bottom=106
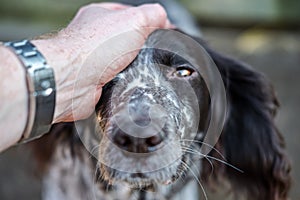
left=201, top=49, right=291, bottom=200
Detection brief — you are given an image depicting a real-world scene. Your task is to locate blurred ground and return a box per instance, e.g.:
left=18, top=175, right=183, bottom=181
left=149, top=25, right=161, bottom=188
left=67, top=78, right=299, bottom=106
left=0, top=1, right=300, bottom=199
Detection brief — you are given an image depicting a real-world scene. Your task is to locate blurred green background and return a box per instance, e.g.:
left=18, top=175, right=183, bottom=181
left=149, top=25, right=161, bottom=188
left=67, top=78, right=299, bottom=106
left=0, top=0, right=299, bottom=199
left=0, top=0, right=299, bottom=40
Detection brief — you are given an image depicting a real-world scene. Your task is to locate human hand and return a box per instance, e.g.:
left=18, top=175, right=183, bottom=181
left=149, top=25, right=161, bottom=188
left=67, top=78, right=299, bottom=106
left=32, top=2, right=172, bottom=123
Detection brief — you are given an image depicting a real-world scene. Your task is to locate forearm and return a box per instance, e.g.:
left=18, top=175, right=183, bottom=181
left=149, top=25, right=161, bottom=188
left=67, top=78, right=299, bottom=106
left=0, top=45, right=27, bottom=151
left=0, top=38, right=78, bottom=152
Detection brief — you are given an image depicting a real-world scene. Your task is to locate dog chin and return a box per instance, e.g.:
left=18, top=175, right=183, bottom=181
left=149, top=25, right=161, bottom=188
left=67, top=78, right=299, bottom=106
left=102, top=166, right=179, bottom=189
left=126, top=179, right=156, bottom=189
left=120, top=176, right=176, bottom=190
left=129, top=175, right=176, bottom=187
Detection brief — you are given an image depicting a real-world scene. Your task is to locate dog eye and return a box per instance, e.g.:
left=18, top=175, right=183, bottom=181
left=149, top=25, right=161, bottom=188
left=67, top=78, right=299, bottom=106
left=173, top=67, right=194, bottom=77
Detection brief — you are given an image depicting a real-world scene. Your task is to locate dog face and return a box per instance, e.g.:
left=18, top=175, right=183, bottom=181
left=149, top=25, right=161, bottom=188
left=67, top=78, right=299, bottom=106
left=96, top=30, right=210, bottom=188
left=95, top=29, right=291, bottom=199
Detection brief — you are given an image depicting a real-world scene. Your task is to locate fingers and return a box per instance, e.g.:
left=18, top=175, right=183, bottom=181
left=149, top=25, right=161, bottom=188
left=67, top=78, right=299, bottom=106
left=135, top=4, right=173, bottom=29
left=92, top=2, right=131, bottom=10
left=83, top=3, right=174, bottom=29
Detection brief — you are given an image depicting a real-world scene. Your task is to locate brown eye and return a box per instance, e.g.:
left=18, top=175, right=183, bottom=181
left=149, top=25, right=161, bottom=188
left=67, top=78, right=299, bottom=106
left=173, top=67, right=194, bottom=77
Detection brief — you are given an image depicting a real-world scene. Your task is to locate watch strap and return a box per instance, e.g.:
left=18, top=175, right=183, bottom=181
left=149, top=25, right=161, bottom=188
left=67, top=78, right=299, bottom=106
left=5, top=40, right=56, bottom=142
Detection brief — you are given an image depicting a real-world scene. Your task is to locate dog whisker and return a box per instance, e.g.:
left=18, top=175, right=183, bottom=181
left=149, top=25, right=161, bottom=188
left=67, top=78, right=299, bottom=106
left=180, top=138, right=226, bottom=160
left=180, top=160, right=208, bottom=200
left=181, top=146, right=243, bottom=173
left=191, top=149, right=215, bottom=178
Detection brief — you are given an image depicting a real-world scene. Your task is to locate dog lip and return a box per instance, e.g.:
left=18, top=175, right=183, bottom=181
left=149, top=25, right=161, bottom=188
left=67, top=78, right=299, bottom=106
left=130, top=172, right=147, bottom=178
left=129, top=182, right=156, bottom=191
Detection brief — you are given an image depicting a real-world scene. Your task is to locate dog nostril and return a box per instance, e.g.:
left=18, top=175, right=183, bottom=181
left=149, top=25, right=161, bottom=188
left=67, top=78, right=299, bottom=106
left=111, top=128, right=164, bottom=153
left=113, top=131, right=131, bottom=148
left=146, top=134, right=163, bottom=149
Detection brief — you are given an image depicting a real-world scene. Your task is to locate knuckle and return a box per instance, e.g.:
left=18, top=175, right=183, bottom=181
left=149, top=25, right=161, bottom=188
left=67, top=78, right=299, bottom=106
left=79, top=3, right=95, bottom=12
left=127, top=7, right=148, bottom=26
left=153, top=4, right=167, bottom=18
left=78, top=5, right=89, bottom=13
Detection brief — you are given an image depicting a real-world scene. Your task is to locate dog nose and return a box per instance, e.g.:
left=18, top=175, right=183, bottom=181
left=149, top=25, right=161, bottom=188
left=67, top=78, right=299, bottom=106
left=110, top=88, right=167, bottom=153
left=112, top=129, right=163, bottom=153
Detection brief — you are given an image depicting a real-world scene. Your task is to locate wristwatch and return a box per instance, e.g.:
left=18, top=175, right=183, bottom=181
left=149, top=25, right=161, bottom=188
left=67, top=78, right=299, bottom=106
left=4, top=40, right=56, bottom=142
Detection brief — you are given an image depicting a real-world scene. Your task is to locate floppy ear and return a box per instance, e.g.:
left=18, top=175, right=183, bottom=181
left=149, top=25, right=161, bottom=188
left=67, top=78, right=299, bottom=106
left=202, top=49, right=291, bottom=200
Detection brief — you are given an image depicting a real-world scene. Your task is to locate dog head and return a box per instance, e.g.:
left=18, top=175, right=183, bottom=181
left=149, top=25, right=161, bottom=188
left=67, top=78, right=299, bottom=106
left=96, top=30, right=211, bottom=188
left=95, top=29, right=291, bottom=199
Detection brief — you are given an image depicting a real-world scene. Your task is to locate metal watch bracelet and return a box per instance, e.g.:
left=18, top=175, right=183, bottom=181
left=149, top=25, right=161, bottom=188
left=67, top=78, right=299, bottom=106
left=5, top=40, right=56, bottom=142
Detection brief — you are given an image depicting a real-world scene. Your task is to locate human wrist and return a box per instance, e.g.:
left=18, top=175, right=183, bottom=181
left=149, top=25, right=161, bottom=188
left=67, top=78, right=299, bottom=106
left=31, top=35, right=83, bottom=123
left=3, top=40, right=58, bottom=141
left=0, top=45, right=28, bottom=147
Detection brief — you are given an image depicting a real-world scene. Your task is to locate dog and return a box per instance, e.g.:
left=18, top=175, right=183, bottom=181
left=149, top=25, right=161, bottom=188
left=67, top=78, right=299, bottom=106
left=31, top=1, right=291, bottom=200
